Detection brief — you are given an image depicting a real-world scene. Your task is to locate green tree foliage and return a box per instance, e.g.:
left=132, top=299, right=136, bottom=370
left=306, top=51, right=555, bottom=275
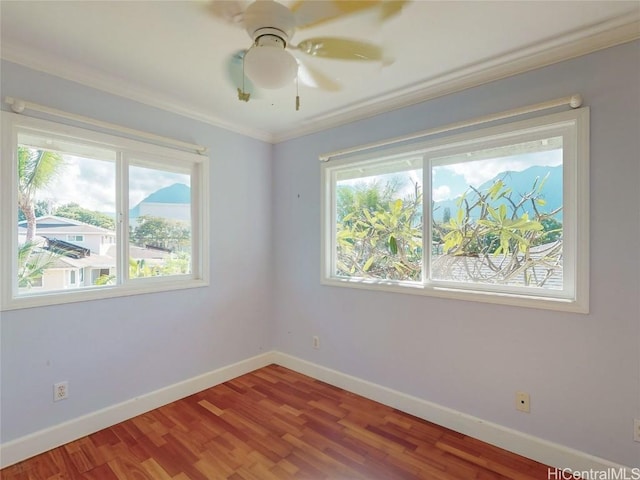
left=17, top=242, right=58, bottom=288
left=336, top=169, right=562, bottom=288
left=128, top=254, right=191, bottom=279
left=94, top=273, right=115, bottom=286
left=54, top=203, right=115, bottom=230
left=535, top=217, right=563, bottom=245
left=18, top=146, right=65, bottom=242
left=160, top=252, right=190, bottom=275
left=18, top=200, right=50, bottom=222
left=432, top=174, right=563, bottom=287
left=442, top=207, right=451, bottom=224
left=130, top=215, right=190, bottom=252
left=336, top=180, right=422, bottom=281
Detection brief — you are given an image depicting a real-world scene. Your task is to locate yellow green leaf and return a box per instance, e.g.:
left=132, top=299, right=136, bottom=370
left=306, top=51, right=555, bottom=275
left=388, top=235, right=398, bottom=254
left=363, top=256, right=375, bottom=272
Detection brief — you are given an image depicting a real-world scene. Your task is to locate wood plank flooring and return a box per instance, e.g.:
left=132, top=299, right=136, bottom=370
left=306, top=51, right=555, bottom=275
left=1, top=364, right=553, bottom=479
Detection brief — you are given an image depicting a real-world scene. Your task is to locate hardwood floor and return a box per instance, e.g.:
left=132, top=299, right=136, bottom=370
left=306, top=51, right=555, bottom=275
left=1, top=365, right=553, bottom=479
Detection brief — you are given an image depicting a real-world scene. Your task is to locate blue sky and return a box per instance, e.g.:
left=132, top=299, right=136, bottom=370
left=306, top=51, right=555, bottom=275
left=338, top=148, right=562, bottom=203
left=38, top=155, right=189, bottom=213
left=432, top=149, right=562, bottom=201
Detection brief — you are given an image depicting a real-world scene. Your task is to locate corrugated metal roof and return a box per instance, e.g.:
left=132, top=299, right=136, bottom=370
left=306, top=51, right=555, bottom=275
left=431, top=242, right=563, bottom=290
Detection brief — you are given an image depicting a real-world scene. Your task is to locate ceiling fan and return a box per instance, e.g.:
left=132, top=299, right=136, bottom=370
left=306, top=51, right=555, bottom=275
left=210, top=0, right=407, bottom=108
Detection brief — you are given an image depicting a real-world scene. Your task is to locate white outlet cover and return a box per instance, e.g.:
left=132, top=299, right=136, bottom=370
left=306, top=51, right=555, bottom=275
left=515, top=391, right=530, bottom=413
left=54, top=381, right=68, bottom=402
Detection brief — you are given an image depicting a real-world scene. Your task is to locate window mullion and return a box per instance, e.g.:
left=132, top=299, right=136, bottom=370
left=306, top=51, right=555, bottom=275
left=116, top=152, right=129, bottom=285
left=422, top=154, right=430, bottom=286
left=330, top=169, right=338, bottom=279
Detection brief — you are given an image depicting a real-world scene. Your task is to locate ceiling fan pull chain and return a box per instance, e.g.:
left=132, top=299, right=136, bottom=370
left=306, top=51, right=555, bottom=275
left=238, top=52, right=250, bottom=103
left=295, top=71, right=300, bottom=111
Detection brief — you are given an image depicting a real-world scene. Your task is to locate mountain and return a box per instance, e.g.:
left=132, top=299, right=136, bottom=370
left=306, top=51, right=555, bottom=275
left=139, top=183, right=190, bottom=204
left=433, top=165, right=562, bottom=222
left=130, top=183, right=190, bottom=219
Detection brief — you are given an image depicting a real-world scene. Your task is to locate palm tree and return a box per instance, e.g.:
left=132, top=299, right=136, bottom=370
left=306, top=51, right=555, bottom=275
left=18, top=146, right=65, bottom=242
left=17, top=242, right=57, bottom=288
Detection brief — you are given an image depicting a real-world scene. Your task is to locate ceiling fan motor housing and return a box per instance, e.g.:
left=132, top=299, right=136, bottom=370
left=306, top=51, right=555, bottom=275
left=243, top=0, right=295, bottom=41
left=252, top=27, right=289, bottom=47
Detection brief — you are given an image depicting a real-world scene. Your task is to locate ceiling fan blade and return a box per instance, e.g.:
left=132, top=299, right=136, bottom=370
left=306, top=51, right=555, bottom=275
left=291, top=0, right=380, bottom=29
left=291, top=0, right=408, bottom=29
left=294, top=37, right=383, bottom=61
left=207, top=0, right=250, bottom=26
left=380, top=0, right=409, bottom=21
left=297, top=61, right=341, bottom=91
left=226, top=50, right=260, bottom=98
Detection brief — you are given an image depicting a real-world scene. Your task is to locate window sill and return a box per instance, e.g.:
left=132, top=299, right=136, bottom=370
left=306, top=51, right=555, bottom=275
left=320, top=276, right=588, bottom=313
left=1, top=277, right=209, bottom=311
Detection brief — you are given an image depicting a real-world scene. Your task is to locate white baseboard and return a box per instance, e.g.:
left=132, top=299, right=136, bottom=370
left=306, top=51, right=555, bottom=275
left=0, top=351, right=277, bottom=468
left=1, top=350, right=633, bottom=474
left=271, top=352, right=634, bottom=474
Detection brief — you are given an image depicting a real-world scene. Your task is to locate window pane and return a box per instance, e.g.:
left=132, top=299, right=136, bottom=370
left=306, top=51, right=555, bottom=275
left=431, top=137, right=563, bottom=290
left=335, top=158, right=423, bottom=281
left=17, top=145, right=117, bottom=295
left=129, top=165, right=191, bottom=278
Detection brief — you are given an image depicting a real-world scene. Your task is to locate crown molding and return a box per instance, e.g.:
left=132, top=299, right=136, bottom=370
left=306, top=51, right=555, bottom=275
left=0, top=43, right=275, bottom=143
left=272, top=13, right=640, bottom=143
left=2, top=12, right=638, bottom=145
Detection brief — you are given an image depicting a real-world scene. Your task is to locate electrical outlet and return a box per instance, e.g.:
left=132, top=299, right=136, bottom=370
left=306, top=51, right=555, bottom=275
left=312, top=336, right=320, bottom=349
left=515, top=391, right=530, bottom=413
left=54, top=381, right=68, bottom=402
left=634, top=418, right=640, bottom=442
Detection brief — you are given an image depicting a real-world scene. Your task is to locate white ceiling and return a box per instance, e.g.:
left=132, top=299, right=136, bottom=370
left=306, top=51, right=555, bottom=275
left=1, top=1, right=638, bottom=143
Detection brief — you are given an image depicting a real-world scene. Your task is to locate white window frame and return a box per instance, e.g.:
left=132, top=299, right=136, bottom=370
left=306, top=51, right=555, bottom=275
left=67, top=235, right=84, bottom=242
left=321, top=108, right=589, bottom=313
left=1, top=112, right=210, bottom=311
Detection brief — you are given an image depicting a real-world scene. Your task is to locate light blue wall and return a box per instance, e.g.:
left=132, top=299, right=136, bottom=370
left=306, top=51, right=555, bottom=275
left=0, top=61, right=274, bottom=442
left=2, top=40, right=639, bottom=467
left=272, top=41, right=640, bottom=466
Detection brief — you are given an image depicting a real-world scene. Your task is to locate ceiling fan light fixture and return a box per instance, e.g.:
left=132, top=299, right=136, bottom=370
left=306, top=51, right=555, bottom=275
left=244, top=34, right=298, bottom=89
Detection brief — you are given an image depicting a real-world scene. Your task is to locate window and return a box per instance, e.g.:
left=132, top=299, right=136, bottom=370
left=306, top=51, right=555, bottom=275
left=1, top=112, right=209, bottom=310
left=322, top=108, right=589, bottom=312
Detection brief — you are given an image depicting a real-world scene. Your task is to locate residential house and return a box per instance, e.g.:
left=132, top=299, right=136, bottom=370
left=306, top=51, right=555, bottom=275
left=18, top=215, right=115, bottom=256
left=18, top=215, right=170, bottom=292
left=18, top=216, right=115, bottom=291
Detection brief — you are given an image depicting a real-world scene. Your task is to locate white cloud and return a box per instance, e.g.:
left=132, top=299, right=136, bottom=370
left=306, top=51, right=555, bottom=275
left=442, top=150, right=562, bottom=187
left=37, top=156, right=189, bottom=213
left=432, top=185, right=451, bottom=202
left=39, top=156, right=116, bottom=212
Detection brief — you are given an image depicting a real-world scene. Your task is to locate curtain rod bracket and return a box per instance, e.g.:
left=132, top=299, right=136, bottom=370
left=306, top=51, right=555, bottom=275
left=6, top=97, right=25, bottom=113
left=570, top=94, right=583, bottom=108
